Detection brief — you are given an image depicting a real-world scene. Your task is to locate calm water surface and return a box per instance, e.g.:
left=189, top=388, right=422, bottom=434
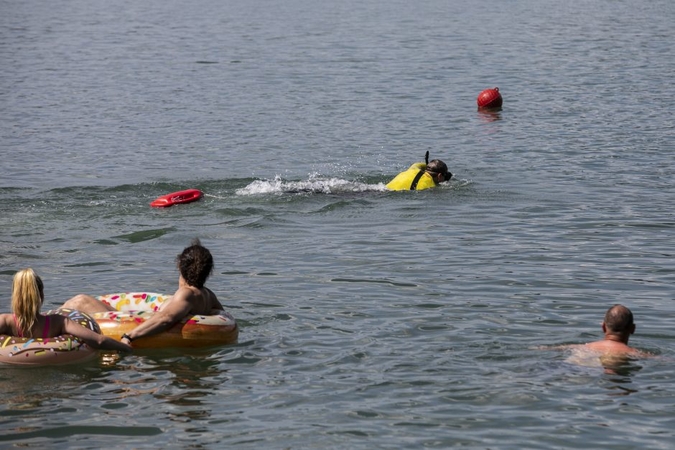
left=1, top=0, right=674, bottom=448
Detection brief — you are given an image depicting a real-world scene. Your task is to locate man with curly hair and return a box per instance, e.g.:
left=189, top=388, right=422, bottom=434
left=62, top=239, right=224, bottom=345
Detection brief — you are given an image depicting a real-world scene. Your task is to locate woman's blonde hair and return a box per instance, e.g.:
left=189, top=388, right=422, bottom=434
left=11, top=268, right=44, bottom=338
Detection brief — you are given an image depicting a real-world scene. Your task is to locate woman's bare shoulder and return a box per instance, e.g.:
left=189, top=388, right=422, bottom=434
left=0, top=314, right=14, bottom=333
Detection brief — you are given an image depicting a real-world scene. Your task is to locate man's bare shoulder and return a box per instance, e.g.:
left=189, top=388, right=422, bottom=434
left=163, top=288, right=186, bottom=302
left=203, top=287, right=222, bottom=307
left=583, top=340, right=642, bottom=356
left=158, top=287, right=193, bottom=311
left=538, top=342, right=649, bottom=358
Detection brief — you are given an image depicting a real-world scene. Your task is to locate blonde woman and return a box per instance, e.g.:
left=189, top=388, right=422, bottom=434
left=0, top=268, right=131, bottom=352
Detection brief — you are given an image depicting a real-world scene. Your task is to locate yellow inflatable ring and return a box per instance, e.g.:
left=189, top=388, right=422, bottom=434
left=0, top=308, right=100, bottom=366
left=93, top=292, right=238, bottom=348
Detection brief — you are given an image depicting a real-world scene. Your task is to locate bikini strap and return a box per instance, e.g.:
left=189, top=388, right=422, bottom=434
left=43, top=315, right=51, bottom=339
left=12, top=314, right=23, bottom=338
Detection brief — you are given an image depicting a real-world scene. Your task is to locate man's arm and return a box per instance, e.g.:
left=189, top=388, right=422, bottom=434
left=124, top=289, right=193, bottom=342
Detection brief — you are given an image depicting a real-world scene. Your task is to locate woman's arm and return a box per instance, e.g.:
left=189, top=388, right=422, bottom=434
left=62, top=317, right=132, bottom=352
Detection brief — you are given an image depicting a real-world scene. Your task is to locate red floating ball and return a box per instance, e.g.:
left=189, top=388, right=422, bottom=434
left=477, top=87, right=503, bottom=109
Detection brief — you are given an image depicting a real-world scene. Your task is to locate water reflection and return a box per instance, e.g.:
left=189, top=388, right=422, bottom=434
left=0, top=364, right=110, bottom=443
left=477, top=108, right=503, bottom=123
left=0, top=364, right=99, bottom=409
left=559, top=347, right=645, bottom=396
left=603, top=380, right=639, bottom=397
left=536, top=345, right=646, bottom=396
left=107, top=348, right=232, bottom=424
left=598, top=354, right=643, bottom=377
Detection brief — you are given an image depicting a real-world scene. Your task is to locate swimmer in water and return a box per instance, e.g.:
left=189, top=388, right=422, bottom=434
left=548, top=304, right=651, bottom=372
left=581, top=304, right=643, bottom=356
left=386, top=152, right=452, bottom=191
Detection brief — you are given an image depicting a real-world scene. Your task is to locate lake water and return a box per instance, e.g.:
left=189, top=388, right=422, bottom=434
left=1, top=0, right=674, bottom=448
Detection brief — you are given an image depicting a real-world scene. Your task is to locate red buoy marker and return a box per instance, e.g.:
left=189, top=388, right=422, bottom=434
left=150, top=189, right=204, bottom=208
left=477, top=87, right=503, bottom=109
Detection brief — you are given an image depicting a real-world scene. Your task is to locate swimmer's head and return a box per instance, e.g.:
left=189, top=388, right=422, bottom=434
left=603, top=304, right=634, bottom=333
left=426, top=159, right=452, bottom=182
left=176, top=238, right=214, bottom=289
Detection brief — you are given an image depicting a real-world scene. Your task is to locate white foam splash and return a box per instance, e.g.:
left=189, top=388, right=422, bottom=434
left=236, top=175, right=387, bottom=196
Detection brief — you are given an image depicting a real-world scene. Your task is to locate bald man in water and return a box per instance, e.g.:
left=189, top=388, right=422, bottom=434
left=581, top=304, right=643, bottom=355
left=546, top=304, right=650, bottom=372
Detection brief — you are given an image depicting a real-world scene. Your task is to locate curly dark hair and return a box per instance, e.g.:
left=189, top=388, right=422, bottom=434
left=176, top=238, right=214, bottom=288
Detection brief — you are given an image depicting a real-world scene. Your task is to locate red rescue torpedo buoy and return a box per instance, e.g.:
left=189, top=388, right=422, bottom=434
left=477, top=87, right=503, bottom=109
left=150, top=189, right=204, bottom=208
